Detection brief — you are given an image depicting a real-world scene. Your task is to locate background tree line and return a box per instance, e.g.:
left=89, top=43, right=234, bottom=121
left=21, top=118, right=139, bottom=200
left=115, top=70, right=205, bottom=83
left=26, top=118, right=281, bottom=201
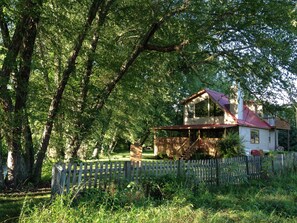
left=0, top=0, right=296, bottom=188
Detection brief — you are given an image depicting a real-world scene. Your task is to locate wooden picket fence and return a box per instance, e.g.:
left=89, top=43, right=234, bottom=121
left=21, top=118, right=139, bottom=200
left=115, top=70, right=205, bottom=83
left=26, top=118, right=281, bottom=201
left=51, top=153, right=297, bottom=196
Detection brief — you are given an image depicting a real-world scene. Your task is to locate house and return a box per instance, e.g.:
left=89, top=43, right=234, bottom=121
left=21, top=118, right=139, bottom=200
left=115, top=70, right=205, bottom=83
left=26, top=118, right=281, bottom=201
left=153, top=87, right=290, bottom=159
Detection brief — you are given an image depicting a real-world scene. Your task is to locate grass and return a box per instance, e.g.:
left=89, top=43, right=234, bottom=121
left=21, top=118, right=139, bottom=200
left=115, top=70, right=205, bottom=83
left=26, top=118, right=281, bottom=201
left=1, top=154, right=297, bottom=222
left=18, top=172, right=297, bottom=223
left=95, top=149, right=156, bottom=161
left=0, top=190, right=50, bottom=223
left=0, top=160, right=53, bottom=223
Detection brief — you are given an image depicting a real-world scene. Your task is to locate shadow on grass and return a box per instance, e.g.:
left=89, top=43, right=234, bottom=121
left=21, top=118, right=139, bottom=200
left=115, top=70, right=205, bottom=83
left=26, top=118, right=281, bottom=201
left=0, top=191, right=50, bottom=223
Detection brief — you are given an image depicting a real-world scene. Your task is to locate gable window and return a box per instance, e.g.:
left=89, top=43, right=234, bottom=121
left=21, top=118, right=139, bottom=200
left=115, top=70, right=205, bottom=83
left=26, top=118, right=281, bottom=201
left=194, top=98, right=224, bottom=118
left=187, top=104, right=194, bottom=118
left=250, top=129, right=259, bottom=144
left=210, top=100, right=224, bottom=117
left=195, top=99, right=208, bottom=117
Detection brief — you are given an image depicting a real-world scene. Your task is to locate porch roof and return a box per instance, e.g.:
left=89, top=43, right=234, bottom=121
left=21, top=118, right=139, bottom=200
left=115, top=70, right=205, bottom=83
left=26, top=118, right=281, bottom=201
left=153, top=124, right=237, bottom=131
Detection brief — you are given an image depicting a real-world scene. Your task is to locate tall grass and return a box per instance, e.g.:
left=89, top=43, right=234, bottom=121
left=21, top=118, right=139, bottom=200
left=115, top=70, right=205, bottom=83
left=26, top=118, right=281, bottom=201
left=19, top=173, right=297, bottom=223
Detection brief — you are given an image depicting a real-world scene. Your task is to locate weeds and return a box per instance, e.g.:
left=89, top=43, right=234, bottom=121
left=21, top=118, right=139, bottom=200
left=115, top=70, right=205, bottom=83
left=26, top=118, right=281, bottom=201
left=16, top=173, right=297, bottom=223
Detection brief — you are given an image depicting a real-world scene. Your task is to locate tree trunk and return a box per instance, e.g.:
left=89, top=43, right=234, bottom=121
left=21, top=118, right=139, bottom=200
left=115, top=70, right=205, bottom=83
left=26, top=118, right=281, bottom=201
left=6, top=0, right=42, bottom=187
left=68, top=0, right=113, bottom=159
left=69, top=134, right=82, bottom=160
left=0, top=131, right=4, bottom=190
left=32, top=0, right=103, bottom=183
left=0, top=3, right=11, bottom=48
left=23, top=115, right=34, bottom=176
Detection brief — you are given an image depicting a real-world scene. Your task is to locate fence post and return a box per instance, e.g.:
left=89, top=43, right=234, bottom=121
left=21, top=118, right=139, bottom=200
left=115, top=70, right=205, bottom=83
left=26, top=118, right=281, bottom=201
left=177, top=160, right=181, bottom=178
left=271, top=156, right=275, bottom=175
left=51, top=164, right=58, bottom=197
left=245, top=156, right=249, bottom=180
left=177, top=160, right=185, bottom=179
left=60, top=164, right=66, bottom=194
left=293, top=152, right=297, bottom=171
left=281, top=154, right=284, bottom=174
left=259, top=156, right=263, bottom=178
left=215, top=158, right=220, bottom=186
left=51, top=163, right=63, bottom=197
left=124, top=161, right=131, bottom=181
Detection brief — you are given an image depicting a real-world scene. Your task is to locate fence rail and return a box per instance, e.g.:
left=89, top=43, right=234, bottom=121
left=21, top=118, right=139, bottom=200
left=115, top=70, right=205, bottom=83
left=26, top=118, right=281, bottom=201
left=51, top=153, right=297, bottom=196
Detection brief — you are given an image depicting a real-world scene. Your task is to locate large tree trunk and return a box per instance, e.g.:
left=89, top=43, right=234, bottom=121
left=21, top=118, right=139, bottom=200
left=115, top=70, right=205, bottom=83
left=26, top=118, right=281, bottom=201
left=5, top=0, right=42, bottom=187
left=32, top=0, right=103, bottom=183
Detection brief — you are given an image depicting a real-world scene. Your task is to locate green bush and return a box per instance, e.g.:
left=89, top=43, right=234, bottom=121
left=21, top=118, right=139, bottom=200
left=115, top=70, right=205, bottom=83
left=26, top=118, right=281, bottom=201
left=217, top=132, right=245, bottom=158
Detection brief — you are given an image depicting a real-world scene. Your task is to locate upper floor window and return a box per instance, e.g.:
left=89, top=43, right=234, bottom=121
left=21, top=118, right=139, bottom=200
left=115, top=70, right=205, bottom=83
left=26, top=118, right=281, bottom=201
left=251, top=129, right=259, bottom=144
left=187, top=104, right=194, bottom=118
left=193, top=98, right=224, bottom=118
left=210, top=100, right=224, bottom=116
left=195, top=99, right=208, bottom=117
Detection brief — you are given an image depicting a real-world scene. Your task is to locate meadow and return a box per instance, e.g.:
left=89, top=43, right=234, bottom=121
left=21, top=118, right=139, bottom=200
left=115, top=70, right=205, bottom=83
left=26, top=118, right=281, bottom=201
left=18, top=172, right=297, bottom=223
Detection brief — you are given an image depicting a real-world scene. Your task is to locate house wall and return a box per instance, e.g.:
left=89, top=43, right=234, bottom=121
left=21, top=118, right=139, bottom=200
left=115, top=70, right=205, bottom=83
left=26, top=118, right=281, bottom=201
left=239, top=126, right=276, bottom=154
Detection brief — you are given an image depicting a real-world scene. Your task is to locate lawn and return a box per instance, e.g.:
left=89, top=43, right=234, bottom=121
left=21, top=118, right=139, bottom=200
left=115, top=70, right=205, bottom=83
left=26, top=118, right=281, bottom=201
left=95, top=149, right=156, bottom=161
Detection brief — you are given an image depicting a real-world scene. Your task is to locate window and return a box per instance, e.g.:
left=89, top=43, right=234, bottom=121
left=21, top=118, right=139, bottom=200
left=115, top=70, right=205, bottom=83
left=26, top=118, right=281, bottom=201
left=187, top=104, right=194, bottom=118
left=210, top=100, right=224, bottom=117
left=194, top=98, right=224, bottom=117
left=250, top=129, right=259, bottom=144
left=195, top=99, right=208, bottom=117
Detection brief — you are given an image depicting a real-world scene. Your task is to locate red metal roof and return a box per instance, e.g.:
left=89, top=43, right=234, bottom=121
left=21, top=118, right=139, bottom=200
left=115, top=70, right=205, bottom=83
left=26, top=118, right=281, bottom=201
left=205, top=88, right=230, bottom=111
left=204, top=89, right=272, bottom=129
left=238, top=106, right=272, bottom=129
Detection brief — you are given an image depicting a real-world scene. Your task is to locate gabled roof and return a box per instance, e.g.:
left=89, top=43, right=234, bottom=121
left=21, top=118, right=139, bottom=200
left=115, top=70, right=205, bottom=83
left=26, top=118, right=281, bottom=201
left=183, top=88, right=272, bottom=130
left=238, top=106, right=271, bottom=129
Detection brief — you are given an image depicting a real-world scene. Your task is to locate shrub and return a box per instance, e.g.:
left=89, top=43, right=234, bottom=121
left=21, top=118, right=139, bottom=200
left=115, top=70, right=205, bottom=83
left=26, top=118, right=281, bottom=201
left=217, top=132, right=245, bottom=158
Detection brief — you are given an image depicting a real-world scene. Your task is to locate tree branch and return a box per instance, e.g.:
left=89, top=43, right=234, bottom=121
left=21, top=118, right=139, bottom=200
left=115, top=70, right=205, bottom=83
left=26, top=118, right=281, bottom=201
left=0, top=4, right=11, bottom=48
left=94, top=0, right=190, bottom=110
left=144, top=40, right=189, bottom=52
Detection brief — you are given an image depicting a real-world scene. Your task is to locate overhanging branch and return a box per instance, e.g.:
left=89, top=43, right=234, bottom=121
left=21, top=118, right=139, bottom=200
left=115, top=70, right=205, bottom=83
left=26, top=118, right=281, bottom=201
left=144, top=40, right=189, bottom=52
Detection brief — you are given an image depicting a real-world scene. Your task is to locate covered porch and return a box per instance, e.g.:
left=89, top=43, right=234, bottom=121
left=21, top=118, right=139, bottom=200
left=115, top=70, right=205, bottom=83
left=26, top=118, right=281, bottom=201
left=153, top=124, right=237, bottom=159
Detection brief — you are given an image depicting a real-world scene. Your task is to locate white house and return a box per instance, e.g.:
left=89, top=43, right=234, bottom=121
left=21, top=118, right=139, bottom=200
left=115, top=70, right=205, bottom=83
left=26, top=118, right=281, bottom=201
left=153, top=88, right=290, bottom=159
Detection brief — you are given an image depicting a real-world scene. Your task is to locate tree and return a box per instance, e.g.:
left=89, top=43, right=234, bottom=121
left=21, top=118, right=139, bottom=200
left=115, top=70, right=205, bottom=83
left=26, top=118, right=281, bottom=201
left=0, top=0, right=296, bottom=188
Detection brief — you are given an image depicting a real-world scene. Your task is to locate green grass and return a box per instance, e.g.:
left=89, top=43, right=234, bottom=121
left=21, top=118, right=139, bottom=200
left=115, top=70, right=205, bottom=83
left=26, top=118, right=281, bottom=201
left=96, top=149, right=156, bottom=161
left=0, top=191, right=50, bottom=223
left=0, top=160, right=53, bottom=223
left=18, top=173, right=297, bottom=223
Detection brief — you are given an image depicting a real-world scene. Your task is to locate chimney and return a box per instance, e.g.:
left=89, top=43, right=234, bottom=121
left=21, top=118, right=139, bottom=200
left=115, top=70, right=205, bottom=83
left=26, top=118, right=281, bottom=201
left=229, top=84, right=244, bottom=120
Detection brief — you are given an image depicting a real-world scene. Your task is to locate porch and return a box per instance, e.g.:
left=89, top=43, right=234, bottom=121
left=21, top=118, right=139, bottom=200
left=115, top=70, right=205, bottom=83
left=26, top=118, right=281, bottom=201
left=153, top=124, right=237, bottom=160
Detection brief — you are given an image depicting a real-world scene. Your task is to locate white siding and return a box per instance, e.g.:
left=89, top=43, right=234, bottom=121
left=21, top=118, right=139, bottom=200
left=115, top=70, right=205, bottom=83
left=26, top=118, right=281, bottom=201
left=239, top=126, right=276, bottom=155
